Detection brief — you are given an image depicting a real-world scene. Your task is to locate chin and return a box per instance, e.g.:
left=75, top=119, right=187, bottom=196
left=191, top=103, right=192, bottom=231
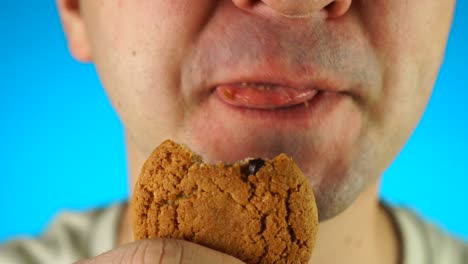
left=313, top=179, right=363, bottom=221
left=310, top=160, right=380, bottom=222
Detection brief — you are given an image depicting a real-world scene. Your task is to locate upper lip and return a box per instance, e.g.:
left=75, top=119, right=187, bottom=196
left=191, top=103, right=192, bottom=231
left=207, top=62, right=352, bottom=95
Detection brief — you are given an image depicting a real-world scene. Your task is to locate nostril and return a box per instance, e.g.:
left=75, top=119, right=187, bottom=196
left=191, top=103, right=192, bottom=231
left=232, top=0, right=254, bottom=9
left=325, top=2, right=337, bottom=11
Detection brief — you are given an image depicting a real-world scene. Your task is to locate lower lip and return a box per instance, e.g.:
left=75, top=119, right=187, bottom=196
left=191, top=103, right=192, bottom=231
left=215, top=83, right=319, bottom=110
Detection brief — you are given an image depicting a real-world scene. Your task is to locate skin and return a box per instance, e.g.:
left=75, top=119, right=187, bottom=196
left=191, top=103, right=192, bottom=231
left=58, top=0, right=456, bottom=263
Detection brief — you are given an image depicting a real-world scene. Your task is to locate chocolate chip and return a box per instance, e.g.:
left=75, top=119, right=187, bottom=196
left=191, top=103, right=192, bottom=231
left=248, top=158, right=265, bottom=175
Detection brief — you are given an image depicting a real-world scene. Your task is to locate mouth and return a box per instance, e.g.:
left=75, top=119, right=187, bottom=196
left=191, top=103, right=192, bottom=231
left=203, top=78, right=352, bottom=132
left=205, top=64, right=354, bottom=113
left=215, top=82, right=319, bottom=110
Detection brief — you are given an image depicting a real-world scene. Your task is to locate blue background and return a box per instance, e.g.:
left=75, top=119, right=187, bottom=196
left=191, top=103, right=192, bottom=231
left=1, top=1, right=467, bottom=243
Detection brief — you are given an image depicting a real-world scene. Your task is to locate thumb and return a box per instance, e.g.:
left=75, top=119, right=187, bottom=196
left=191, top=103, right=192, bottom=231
left=75, top=238, right=246, bottom=264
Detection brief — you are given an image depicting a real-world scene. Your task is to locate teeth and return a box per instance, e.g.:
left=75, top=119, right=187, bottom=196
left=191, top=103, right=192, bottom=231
left=257, top=85, right=272, bottom=91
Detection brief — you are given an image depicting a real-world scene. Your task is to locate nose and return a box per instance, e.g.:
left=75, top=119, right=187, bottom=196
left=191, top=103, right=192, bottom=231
left=233, top=0, right=352, bottom=18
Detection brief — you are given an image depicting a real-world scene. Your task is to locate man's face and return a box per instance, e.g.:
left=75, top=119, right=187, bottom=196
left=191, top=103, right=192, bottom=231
left=73, top=0, right=455, bottom=220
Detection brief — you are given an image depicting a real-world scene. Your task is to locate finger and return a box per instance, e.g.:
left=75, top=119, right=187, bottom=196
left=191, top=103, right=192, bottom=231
left=74, top=238, right=246, bottom=264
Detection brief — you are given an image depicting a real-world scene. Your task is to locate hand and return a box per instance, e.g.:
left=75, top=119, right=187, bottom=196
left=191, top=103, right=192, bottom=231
left=75, top=238, right=245, bottom=264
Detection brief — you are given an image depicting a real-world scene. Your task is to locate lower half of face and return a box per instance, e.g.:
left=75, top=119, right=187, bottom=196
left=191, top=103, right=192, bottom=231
left=82, top=0, right=455, bottom=220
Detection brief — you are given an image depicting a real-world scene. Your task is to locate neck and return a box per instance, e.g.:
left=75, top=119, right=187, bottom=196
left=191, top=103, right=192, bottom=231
left=311, top=182, right=400, bottom=264
left=120, top=136, right=400, bottom=264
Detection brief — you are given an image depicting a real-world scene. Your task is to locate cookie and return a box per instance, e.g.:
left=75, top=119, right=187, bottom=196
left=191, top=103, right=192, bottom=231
left=131, top=140, right=318, bottom=264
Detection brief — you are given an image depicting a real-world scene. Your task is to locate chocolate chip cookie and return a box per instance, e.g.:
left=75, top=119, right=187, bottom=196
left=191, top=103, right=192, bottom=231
left=131, top=140, right=318, bottom=264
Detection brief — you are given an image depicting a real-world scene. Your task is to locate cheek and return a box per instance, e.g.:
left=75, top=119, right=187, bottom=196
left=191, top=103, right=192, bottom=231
left=82, top=1, right=214, bottom=150
left=350, top=0, right=454, bottom=176
left=361, top=0, right=454, bottom=122
left=367, top=1, right=453, bottom=69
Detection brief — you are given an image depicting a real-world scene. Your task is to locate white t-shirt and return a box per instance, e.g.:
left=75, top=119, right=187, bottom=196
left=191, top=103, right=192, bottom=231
left=0, top=203, right=466, bottom=263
